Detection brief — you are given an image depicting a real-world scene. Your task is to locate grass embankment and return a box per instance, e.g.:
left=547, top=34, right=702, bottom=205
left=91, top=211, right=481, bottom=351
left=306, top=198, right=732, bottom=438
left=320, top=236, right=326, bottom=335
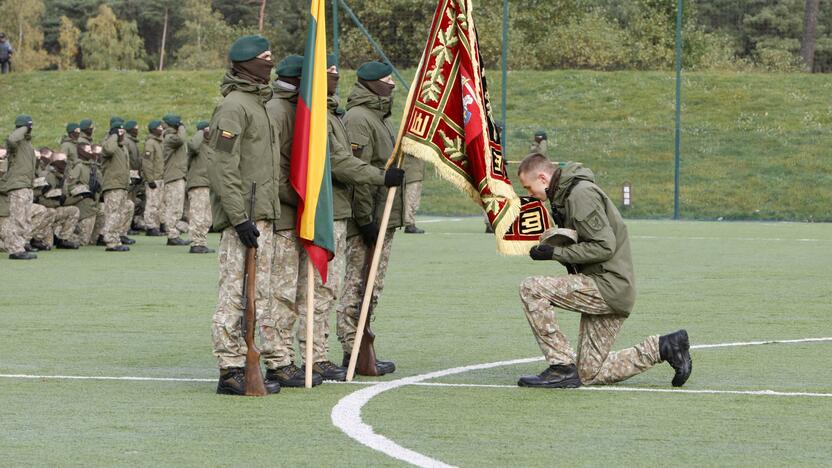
left=2, top=69, right=830, bottom=220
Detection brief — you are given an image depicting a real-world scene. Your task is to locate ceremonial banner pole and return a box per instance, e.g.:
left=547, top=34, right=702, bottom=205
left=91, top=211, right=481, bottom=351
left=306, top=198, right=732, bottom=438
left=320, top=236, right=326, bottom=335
left=305, top=257, right=315, bottom=388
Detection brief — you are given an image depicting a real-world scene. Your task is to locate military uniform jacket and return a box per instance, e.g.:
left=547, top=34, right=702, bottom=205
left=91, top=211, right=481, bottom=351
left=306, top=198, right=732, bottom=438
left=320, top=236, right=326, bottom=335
left=265, top=84, right=300, bottom=232
left=35, top=166, right=65, bottom=209
left=343, top=83, right=405, bottom=234
left=60, top=137, right=79, bottom=167
left=100, top=133, right=130, bottom=193
left=327, top=95, right=385, bottom=221
left=186, top=130, right=211, bottom=190
left=207, top=72, right=280, bottom=231
left=64, top=159, right=98, bottom=219
left=77, top=134, right=93, bottom=146
left=126, top=135, right=141, bottom=172
left=142, top=135, right=164, bottom=182
left=163, top=126, right=189, bottom=183
left=550, top=163, right=636, bottom=315
left=1, top=126, right=36, bottom=193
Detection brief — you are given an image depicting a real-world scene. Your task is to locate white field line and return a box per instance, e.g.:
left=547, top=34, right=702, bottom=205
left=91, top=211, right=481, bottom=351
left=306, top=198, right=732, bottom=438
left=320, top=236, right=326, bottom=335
left=632, top=235, right=831, bottom=243
left=331, top=336, right=832, bottom=468
left=416, top=218, right=465, bottom=224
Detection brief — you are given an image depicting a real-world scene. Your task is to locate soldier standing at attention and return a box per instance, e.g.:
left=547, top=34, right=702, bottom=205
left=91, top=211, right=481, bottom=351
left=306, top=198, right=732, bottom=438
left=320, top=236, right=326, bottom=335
left=78, top=119, right=94, bottom=146
left=161, top=114, right=190, bottom=246
left=124, top=120, right=145, bottom=233
left=515, top=154, right=691, bottom=388
left=61, top=123, right=81, bottom=167
left=208, top=35, right=283, bottom=396
left=142, top=120, right=165, bottom=237
left=185, top=121, right=214, bottom=254
left=1, top=115, right=38, bottom=260
left=337, top=61, right=404, bottom=375
left=99, top=117, right=134, bottom=252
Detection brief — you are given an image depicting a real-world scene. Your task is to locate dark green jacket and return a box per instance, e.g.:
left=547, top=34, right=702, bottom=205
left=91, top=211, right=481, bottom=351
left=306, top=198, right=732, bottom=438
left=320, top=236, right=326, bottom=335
left=35, top=166, right=65, bottom=209
left=64, top=159, right=98, bottom=219
left=186, top=130, right=211, bottom=190
left=142, top=134, right=164, bottom=182
left=1, top=126, right=36, bottom=193
left=207, top=72, right=280, bottom=231
left=0, top=193, right=8, bottom=217
left=126, top=134, right=141, bottom=171
left=265, top=84, right=298, bottom=232
left=344, top=83, right=404, bottom=234
left=327, top=95, right=385, bottom=221
left=60, top=136, right=79, bottom=167
left=100, top=133, right=130, bottom=193
left=549, top=163, right=636, bottom=315
left=163, top=125, right=189, bottom=183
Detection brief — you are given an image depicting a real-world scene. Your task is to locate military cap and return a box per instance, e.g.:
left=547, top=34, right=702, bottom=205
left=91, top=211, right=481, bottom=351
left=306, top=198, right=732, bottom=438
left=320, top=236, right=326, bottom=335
left=124, top=120, right=138, bottom=131
left=357, top=61, right=393, bottom=81
left=14, top=115, right=33, bottom=127
left=534, top=130, right=548, bottom=139
left=109, top=117, right=125, bottom=129
left=162, top=114, right=181, bottom=127
left=66, top=122, right=80, bottom=134
left=228, top=35, right=270, bottom=62
left=79, top=119, right=94, bottom=130
left=327, top=53, right=337, bottom=68
left=196, top=121, right=210, bottom=131
left=276, top=55, right=304, bottom=78
left=147, top=119, right=162, bottom=132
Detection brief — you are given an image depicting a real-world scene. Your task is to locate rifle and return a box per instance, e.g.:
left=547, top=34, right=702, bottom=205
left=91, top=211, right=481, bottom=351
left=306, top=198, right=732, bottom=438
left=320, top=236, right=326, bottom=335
left=356, top=244, right=380, bottom=376
left=240, top=182, right=267, bottom=396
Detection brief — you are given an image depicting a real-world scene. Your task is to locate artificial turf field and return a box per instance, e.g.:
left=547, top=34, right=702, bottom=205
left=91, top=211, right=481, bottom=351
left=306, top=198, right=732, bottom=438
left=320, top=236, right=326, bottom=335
left=1, top=217, right=830, bottom=466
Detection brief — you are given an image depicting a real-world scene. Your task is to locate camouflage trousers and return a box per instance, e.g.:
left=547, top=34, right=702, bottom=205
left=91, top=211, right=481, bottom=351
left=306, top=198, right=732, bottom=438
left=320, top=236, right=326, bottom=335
left=129, top=182, right=145, bottom=229
left=403, top=181, right=423, bottom=227
left=101, top=189, right=134, bottom=248
left=212, top=222, right=287, bottom=370
left=519, top=274, right=661, bottom=385
left=143, top=181, right=164, bottom=230
left=1, top=188, right=33, bottom=254
left=31, top=206, right=80, bottom=247
left=74, top=216, right=96, bottom=246
left=268, top=229, right=302, bottom=367
left=0, top=217, right=7, bottom=252
left=163, top=178, right=186, bottom=239
left=336, top=230, right=395, bottom=353
left=296, top=220, right=349, bottom=364
left=30, top=204, right=53, bottom=243
left=187, top=187, right=211, bottom=247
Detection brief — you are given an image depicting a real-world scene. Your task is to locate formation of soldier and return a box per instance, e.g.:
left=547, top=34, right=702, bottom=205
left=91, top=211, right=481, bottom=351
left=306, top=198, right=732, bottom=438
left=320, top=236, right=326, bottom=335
left=0, top=113, right=215, bottom=258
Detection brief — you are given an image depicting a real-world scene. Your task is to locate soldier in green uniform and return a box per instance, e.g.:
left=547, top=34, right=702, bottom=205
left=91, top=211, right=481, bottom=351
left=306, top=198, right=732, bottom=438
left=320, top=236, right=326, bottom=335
left=142, top=120, right=165, bottom=237
left=99, top=117, right=134, bottom=252
left=515, top=154, right=691, bottom=388
left=185, top=121, right=214, bottom=254
left=32, top=152, right=80, bottom=249
left=60, top=123, right=81, bottom=167
left=336, top=61, right=407, bottom=375
left=63, top=143, right=100, bottom=246
left=1, top=115, right=38, bottom=260
left=124, top=120, right=145, bottom=233
left=78, top=119, right=94, bottom=146
left=162, top=114, right=191, bottom=246
left=208, top=35, right=283, bottom=395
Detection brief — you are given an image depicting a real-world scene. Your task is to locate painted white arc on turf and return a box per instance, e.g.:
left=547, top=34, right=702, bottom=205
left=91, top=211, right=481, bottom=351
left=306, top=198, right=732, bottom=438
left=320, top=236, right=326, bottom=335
left=331, top=337, right=832, bottom=468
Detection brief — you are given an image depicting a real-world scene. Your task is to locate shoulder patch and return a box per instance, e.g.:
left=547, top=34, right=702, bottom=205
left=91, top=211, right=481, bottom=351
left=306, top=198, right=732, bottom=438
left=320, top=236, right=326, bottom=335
left=215, top=129, right=238, bottom=153
left=584, top=210, right=605, bottom=232
left=351, top=143, right=364, bottom=157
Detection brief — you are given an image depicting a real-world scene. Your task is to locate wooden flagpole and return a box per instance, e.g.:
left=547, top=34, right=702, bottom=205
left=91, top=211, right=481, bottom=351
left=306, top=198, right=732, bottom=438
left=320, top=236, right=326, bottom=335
left=305, top=256, right=315, bottom=388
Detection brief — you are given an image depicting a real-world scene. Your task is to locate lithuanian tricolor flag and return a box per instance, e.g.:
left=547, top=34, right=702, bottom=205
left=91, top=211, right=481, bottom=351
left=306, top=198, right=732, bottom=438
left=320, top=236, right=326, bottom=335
left=290, top=0, right=335, bottom=283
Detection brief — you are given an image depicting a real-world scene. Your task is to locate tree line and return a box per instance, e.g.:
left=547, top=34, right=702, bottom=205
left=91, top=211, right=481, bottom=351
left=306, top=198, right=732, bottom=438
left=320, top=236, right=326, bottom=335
left=1, top=0, right=829, bottom=72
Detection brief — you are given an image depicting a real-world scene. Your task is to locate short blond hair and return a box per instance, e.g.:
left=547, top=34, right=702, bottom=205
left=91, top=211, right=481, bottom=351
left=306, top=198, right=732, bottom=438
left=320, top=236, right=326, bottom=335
left=517, top=153, right=554, bottom=177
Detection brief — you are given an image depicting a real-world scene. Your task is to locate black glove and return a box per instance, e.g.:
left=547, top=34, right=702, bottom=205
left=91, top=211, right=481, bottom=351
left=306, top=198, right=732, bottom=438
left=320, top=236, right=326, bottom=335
left=148, top=181, right=157, bottom=189
left=235, top=220, right=260, bottom=248
left=59, top=195, right=66, bottom=205
left=90, top=180, right=101, bottom=193
left=82, top=193, right=95, bottom=200
left=529, top=244, right=554, bottom=261
left=383, top=167, right=405, bottom=187
left=358, top=222, right=380, bottom=247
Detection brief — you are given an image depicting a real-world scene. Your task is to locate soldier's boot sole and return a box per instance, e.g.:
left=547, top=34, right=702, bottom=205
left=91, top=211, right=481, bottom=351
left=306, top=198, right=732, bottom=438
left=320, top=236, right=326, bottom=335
left=517, top=376, right=582, bottom=388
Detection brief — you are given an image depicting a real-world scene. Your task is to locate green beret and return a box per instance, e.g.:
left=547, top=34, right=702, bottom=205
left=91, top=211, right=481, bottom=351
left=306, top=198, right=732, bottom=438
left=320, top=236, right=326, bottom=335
left=534, top=130, right=547, bottom=139
left=228, top=35, right=270, bottom=62
left=276, top=55, right=304, bottom=78
left=79, top=119, right=93, bottom=130
left=327, top=53, right=337, bottom=68
left=66, top=122, right=80, bottom=134
left=162, top=114, right=181, bottom=127
left=124, top=120, right=138, bottom=131
left=357, top=61, right=393, bottom=81
left=147, top=119, right=162, bottom=132
left=196, top=121, right=209, bottom=131
left=109, top=117, right=125, bottom=129
left=15, top=115, right=33, bottom=127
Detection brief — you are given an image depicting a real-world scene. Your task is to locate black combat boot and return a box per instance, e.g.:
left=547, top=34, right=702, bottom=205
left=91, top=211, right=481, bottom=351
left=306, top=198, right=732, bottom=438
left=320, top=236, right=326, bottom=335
left=404, top=225, right=425, bottom=234
left=312, top=361, right=347, bottom=381
left=659, top=329, right=692, bottom=387
left=266, top=364, right=322, bottom=388
left=95, top=235, right=106, bottom=246
left=217, top=368, right=245, bottom=395
left=9, top=251, right=37, bottom=260
left=189, top=245, right=215, bottom=254
left=518, top=364, right=582, bottom=388
left=30, top=239, right=51, bottom=251
left=54, top=237, right=79, bottom=249
left=159, top=223, right=167, bottom=234
left=145, top=228, right=164, bottom=237
left=167, top=237, right=191, bottom=246
left=342, top=353, right=397, bottom=376
left=119, top=235, right=136, bottom=245
left=105, top=245, right=130, bottom=252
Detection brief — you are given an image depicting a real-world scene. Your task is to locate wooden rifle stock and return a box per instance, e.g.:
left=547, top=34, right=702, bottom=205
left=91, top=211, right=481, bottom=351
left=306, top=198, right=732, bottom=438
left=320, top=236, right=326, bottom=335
left=356, top=246, right=380, bottom=376
left=242, top=182, right=267, bottom=396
